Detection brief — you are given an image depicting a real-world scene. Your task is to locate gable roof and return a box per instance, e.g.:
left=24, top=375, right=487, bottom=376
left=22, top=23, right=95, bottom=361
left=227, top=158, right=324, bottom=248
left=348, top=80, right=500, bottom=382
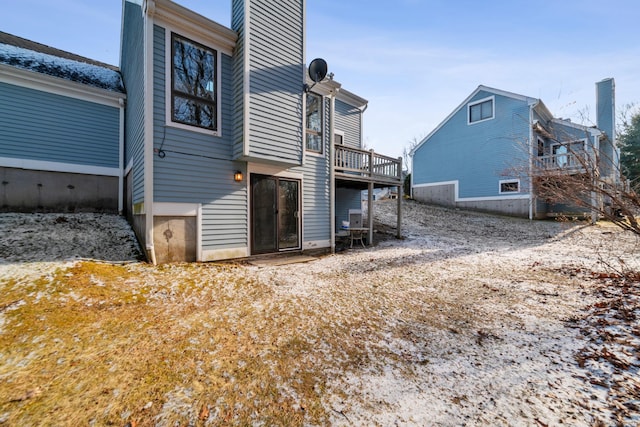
left=0, top=31, right=124, bottom=93
left=410, top=85, right=541, bottom=156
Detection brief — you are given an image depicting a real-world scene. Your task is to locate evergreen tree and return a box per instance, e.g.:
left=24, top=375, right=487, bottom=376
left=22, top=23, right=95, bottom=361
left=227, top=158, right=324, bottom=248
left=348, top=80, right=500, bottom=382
left=619, top=111, right=640, bottom=190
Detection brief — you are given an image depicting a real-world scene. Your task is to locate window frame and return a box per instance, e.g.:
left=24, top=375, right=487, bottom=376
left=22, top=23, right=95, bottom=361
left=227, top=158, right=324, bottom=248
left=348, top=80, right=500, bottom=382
left=550, top=139, right=586, bottom=168
left=467, top=96, right=495, bottom=125
left=166, top=31, right=222, bottom=136
left=305, top=92, right=324, bottom=155
left=499, top=179, right=520, bottom=194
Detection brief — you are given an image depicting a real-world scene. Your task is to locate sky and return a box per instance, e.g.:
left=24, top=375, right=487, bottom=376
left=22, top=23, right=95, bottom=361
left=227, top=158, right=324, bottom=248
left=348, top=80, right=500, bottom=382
left=2, top=0, right=639, bottom=167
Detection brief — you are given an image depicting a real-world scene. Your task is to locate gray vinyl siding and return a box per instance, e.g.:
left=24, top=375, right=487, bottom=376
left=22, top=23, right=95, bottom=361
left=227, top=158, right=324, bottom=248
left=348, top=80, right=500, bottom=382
left=152, top=25, right=247, bottom=251
left=121, top=0, right=146, bottom=204
left=234, top=0, right=305, bottom=165
left=297, top=98, right=330, bottom=243
left=335, top=99, right=362, bottom=148
left=231, top=0, right=246, bottom=160
left=335, top=188, right=361, bottom=228
left=0, top=82, right=119, bottom=168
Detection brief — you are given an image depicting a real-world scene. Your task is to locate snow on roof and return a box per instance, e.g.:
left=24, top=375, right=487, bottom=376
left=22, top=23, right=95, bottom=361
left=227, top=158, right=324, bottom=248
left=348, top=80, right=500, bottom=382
left=0, top=38, right=124, bottom=93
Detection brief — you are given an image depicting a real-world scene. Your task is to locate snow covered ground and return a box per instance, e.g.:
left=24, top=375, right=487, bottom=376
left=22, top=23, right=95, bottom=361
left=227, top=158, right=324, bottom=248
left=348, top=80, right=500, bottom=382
left=1, top=202, right=639, bottom=425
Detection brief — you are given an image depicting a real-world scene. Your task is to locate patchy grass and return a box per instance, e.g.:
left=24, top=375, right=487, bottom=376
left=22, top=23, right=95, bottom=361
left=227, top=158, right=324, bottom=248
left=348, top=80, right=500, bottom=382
left=0, top=261, right=396, bottom=426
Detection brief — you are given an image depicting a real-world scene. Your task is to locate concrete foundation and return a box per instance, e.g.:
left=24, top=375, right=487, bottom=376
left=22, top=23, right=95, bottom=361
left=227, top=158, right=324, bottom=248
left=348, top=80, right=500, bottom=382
left=153, top=216, right=197, bottom=263
left=0, top=167, right=118, bottom=212
left=413, top=183, right=530, bottom=218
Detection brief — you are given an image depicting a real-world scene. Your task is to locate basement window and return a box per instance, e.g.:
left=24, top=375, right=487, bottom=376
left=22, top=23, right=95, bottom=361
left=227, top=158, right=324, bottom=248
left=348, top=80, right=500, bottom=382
left=499, top=179, right=520, bottom=194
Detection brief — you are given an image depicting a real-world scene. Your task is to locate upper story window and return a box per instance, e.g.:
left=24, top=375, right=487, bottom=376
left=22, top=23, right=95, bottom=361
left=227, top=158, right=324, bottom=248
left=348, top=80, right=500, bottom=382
left=171, top=33, right=217, bottom=132
left=306, top=93, right=323, bottom=153
left=468, top=96, right=494, bottom=124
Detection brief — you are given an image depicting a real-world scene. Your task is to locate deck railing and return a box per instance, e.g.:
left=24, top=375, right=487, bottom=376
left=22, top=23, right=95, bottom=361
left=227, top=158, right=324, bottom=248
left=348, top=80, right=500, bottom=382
left=334, top=145, right=402, bottom=183
left=535, top=153, right=588, bottom=173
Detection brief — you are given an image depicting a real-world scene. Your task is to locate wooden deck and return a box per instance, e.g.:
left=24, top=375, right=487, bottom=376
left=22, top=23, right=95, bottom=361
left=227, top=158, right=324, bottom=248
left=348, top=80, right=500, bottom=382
left=334, top=145, right=402, bottom=188
left=332, top=144, right=403, bottom=243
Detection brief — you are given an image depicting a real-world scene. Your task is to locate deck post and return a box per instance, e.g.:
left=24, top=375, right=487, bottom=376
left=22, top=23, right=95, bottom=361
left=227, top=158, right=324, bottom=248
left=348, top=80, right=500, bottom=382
left=397, top=156, right=402, bottom=239
left=368, top=181, right=373, bottom=246
left=329, top=94, right=336, bottom=252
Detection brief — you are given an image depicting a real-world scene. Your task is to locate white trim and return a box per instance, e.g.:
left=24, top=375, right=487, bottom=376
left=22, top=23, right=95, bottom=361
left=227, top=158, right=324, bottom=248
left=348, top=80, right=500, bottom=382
left=530, top=104, right=536, bottom=220
left=0, top=156, right=119, bottom=177
left=242, top=1, right=251, bottom=158
left=201, top=247, right=249, bottom=262
left=410, top=85, right=538, bottom=156
left=118, top=99, right=125, bottom=213
left=153, top=202, right=199, bottom=216
left=329, top=94, right=336, bottom=252
left=498, top=179, right=521, bottom=194
left=143, top=1, right=156, bottom=263
left=247, top=163, right=304, bottom=255
left=467, top=95, right=495, bottom=125
left=0, top=64, right=125, bottom=108
left=305, top=92, right=324, bottom=155
left=164, top=28, right=223, bottom=137
left=196, top=204, right=202, bottom=262
left=303, top=239, right=330, bottom=251
left=413, top=180, right=529, bottom=202
left=550, top=118, right=602, bottom=138
left=248, top=163, right=304, bottom=180
left=335, top=87, right=367, bottom=109
left=124, top=158, right=134, bottom=177
left=413, top=180, right=459, bottom=189
left=152, top=0, right=236, bottom=55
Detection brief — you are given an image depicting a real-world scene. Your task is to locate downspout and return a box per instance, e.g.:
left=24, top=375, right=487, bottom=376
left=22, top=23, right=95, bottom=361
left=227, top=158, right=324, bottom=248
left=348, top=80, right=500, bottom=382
left=528, top=102, right=536, bottom=220
left=591, top=131, right=600, bottom=224
left=143, top=0, right=157, bottom=264
left=118, top=98, right=125, bottom=214
left=329, top=91, right=336, bottom=253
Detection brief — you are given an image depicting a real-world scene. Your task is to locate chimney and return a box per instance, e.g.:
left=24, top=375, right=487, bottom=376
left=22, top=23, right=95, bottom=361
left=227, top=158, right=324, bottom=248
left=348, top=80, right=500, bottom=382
left=596, top=78, right=617, bottom=179
left=596, top=78, right=615, bottom=144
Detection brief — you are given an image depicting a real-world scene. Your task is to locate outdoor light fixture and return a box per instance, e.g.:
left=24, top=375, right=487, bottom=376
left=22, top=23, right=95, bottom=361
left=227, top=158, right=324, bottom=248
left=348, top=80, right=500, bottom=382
left=234, top=171, right=243, bottom=182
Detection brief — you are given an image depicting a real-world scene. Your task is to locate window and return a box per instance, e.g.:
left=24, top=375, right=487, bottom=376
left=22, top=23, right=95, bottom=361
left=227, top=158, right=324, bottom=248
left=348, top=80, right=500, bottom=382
left=334, top=130, right=344, bottom=146
left=171, top=33, right=217, bottom=131
left=537, top=137, right=545, bottom=157
left=306, top=93, right=322, bottom=153
left=551, top=140, right=585, bottom=168
left=499, top=179, right=520, bottom=194
left=468, top=97, right=494, bottom=124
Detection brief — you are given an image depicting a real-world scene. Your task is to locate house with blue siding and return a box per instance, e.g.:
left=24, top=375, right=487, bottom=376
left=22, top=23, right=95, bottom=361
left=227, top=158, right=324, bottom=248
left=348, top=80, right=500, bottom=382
left=410, top=80, right=619, bottom=219
left=0, top=32, right=125, bottom=212
left=120, top=0, right=403, bottom=263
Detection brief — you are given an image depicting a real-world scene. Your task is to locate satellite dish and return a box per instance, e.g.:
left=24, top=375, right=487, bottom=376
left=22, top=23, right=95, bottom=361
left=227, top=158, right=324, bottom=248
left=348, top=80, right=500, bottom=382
left=308, top=58, right=328, bottom=83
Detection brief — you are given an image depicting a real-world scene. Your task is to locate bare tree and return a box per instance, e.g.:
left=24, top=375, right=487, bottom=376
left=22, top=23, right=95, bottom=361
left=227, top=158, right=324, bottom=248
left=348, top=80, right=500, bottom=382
left=530, top=126, right=640, bottom=236
left=403, top=135, right=424, bottom=174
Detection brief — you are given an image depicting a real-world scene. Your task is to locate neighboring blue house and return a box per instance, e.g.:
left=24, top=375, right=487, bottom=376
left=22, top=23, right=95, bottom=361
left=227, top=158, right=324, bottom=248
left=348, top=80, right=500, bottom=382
left=0, top=32, right=125, bottom=212
left=120, top=0, right=402, bottom=263
left=410, top=80, right=619, bottom=219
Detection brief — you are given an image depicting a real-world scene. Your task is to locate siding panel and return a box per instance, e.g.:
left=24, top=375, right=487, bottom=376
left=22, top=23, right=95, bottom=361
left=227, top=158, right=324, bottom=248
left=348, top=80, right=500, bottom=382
left=241, top=0, right=304, bottom=165
left=335, top=99, right=361, bottom=148
left=0, top=82, right=119, bottom=168
left=121, top=0, right=146, bottom=204
left=413, top=91, right=530, bottom=199
left=152, top=24, right=247, bottom=251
